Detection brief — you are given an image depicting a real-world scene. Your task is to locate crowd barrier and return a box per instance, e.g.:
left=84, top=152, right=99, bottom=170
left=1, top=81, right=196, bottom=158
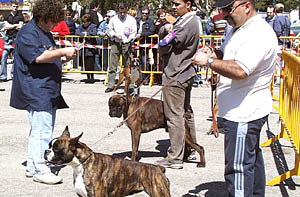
left=261, top=51, right=300, bottom=186
left=55, top=35, right=224, bottom=85
left=55, top=35, right=300, bottom=84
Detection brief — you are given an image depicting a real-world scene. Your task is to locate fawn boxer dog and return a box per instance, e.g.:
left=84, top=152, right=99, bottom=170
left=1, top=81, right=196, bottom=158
left=44, top=126, right=171, bottom=197
left=108, top=95, right=206, bottom=167
left=113, top=57, right=142, bottom=95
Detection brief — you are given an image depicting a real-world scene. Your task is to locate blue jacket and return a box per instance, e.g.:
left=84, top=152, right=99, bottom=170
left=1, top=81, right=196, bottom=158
left=75, top=23, right=97, bottom=56
left=97, top=20, right=109, bottom=37
left=10, top=19, right=68, bottom=111
left=273, top=15, right=291, bottom=45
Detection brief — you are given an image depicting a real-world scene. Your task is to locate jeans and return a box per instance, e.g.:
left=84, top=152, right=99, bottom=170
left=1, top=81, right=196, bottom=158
left=26, top=108, right=56, bottom=175
left=0, top=39, right=14, bottom=80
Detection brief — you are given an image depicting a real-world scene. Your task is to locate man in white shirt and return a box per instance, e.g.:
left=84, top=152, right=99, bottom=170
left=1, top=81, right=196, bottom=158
left=105, top=2, right=137, bottom=93
left=192, top=0, right=277, bottom=196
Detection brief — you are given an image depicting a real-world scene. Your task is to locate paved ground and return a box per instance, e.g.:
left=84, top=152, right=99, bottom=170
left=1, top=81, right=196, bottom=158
left=0, top=71, right=299, bottom=197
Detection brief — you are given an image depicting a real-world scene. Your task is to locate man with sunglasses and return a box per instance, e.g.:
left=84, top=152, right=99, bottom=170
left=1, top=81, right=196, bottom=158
left=192, top=0, right=277, bottom=196
left=136, top=6, right=155, bottom=83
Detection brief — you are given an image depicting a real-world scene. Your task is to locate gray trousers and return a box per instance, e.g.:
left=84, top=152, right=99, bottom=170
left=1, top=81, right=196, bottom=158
left=162, top=78, right=197, bottom=162
left=107, top=42, right=132, bottom=89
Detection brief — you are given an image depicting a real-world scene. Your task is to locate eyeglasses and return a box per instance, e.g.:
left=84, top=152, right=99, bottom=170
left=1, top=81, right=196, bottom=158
left=142, top=12, right=149, bottom=15
left=222, top=1, right=247, bottom=13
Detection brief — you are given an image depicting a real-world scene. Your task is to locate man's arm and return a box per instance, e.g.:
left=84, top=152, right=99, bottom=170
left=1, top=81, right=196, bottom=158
left=3, top=21, right=23, bottom=31
left=35, top=47, right=77, bottom=64
left=192, top=48, right=247, bottom=80
left=107, top=18, right=119, bottom=39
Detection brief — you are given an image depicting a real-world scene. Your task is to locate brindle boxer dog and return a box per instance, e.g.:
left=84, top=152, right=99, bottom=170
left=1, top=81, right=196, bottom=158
left=113, top=57, right=142, bottom=95
left=108, top=95, right=206, bottom=168
left=44, top=126, right=171, bottom=197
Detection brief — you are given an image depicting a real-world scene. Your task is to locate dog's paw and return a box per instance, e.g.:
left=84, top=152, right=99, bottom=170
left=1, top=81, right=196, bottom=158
left=197, top=162, right=206, bottom=168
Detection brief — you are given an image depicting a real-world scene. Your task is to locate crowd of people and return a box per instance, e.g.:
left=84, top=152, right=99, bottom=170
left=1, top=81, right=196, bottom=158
left=0, top=0, right=297, bottom=196
left=0, top=0, right=294, bottom=86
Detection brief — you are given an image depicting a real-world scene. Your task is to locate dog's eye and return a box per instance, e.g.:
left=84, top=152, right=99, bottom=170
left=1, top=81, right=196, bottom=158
left=53, top=147, right=63, bottom=153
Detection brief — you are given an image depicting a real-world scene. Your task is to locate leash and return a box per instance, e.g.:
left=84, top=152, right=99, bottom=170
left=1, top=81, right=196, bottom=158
left=210, top=72, right=219, bottom=138
left=203, top=46, right=219, bottom=138
left=90, top=126, right=119, bottom=148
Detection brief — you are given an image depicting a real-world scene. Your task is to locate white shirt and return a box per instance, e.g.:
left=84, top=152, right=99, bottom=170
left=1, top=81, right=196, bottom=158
left=108, top=14, right=137, bottom=44
left=217, top=15, right=278, bottom=122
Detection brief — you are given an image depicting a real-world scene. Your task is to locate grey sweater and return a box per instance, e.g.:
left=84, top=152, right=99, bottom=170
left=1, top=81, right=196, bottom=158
left=159, top=12, right=200, bottom=85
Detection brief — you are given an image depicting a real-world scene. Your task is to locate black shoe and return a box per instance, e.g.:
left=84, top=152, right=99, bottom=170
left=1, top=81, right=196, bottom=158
left=0, top=79, right=8, bottom=82
left=105, top=88, right=114, bottom=93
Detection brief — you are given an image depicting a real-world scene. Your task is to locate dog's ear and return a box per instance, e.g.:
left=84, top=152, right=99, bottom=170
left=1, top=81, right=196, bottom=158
left=70, top=132, right=83, bottom=151
left=60, top=126, right=70, bottom=138
left=73, top=132, right=83, bottom=142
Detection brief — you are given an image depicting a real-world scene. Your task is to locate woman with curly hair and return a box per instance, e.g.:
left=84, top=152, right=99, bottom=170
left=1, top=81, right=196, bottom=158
left=10, top=0, right=77, bottom=185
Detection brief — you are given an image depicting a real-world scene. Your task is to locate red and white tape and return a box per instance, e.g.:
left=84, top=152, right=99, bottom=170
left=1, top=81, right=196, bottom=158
left=1, top=40, right=159, bottom=50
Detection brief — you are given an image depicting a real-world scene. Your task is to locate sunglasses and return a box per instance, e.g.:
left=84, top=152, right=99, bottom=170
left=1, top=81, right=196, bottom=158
left=222, top=1, right=247, bottom=13
left=142, top=12, right=149, bottom=15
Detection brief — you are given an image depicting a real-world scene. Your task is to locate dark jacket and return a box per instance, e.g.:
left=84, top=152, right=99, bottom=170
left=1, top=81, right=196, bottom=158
left=10, top=19, right=68, bottom=111
left=65, top=19, right=76, bottom=35
left=273, top=15, right=291, bottom=46
left=137, top=18, right=155, bottom=43
left=89, top=10, right=100, bottom=27
left=75, top=23, right=97, bottom=56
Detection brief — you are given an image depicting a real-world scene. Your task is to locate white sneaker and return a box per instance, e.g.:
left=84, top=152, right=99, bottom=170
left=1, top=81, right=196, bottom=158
left=33, top=173, right=63, bottom=184
left=25, top=171, right=34, bottom=178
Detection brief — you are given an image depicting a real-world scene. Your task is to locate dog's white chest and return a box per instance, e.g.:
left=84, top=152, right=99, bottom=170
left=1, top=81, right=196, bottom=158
left=73, top=163, right=88, bottom=197
left=130, top=68, right=140, bottom=83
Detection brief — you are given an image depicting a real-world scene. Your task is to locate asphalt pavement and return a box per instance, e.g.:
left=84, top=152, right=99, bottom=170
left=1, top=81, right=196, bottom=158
left=0, top=71, right=299, bottom=197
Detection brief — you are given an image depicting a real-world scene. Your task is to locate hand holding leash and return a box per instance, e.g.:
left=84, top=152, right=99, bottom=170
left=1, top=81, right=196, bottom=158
left=192, top=46, right=216, bottom=67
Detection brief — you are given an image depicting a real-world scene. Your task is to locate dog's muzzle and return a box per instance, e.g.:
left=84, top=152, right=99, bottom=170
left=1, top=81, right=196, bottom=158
left=44, top=149, right=55, bottom=162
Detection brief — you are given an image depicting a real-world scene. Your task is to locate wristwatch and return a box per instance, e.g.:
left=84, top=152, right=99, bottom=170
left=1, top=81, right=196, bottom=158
left=207, top=58, right=214, bottom=68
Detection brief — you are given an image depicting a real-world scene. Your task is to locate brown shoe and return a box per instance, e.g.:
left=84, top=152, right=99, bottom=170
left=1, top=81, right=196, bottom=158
left=105, top=88, right=114, bottom=93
